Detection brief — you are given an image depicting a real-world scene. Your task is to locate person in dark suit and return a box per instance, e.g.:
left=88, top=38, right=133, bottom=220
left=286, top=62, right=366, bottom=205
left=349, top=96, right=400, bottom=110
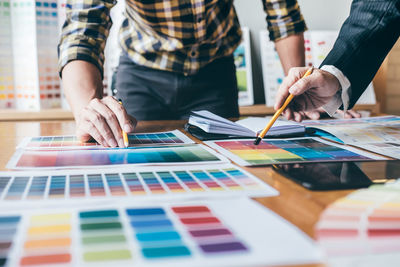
left=275, top=0, right=400, bottom=122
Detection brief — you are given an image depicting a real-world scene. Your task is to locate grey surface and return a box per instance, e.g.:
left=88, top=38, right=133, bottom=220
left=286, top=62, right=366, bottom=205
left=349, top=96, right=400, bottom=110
left=234, top=0, right=352, bottom=104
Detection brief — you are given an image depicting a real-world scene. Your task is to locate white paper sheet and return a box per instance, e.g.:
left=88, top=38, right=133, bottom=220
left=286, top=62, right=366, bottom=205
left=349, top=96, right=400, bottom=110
left=0, top=198, right=322, bottom=267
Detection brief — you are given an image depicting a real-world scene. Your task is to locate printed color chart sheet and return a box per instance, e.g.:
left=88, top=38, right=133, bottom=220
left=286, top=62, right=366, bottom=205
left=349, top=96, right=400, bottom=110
left=316, top=180, right=400, bottom=257
left=302, top=116, right=400, bottom=144
left=0, top=198, right=322, bottom=267
left=0, top=164, right=277, bottom=206
left=205, top=138, right=384, bottom=166
left=17, top=130, right=195, bottom=150
left=8, top=145, right=228, bottom=170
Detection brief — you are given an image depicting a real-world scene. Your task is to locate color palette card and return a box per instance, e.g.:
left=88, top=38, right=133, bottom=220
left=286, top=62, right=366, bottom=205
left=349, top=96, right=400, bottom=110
left=0, top=198, right=322, bottom=267
left=17, top=130, right=195, bottom=150
left=0, top=164, right=277, bottom=206
left=7, top=144, right=228, bottom=170
left=204, top=137, right=384, bottom=166
left=302, top=116, right=400, bottom=145
left=316, top=179, right=400, bottom=257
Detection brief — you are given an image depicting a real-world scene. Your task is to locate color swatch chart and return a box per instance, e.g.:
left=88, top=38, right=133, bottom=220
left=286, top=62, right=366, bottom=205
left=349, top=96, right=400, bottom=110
left=205, top=138, right=381, bottom=166
left=0, top=164, right=276, bottom=204
left=316, top=180, right=400, bottom=257
left=8, top=144, right=227, bottom=170
left=0, top=198, right=322, bottom=267
left=18, top=130, right=194, bottom=150
left=302, top=116, right=400, bottom=144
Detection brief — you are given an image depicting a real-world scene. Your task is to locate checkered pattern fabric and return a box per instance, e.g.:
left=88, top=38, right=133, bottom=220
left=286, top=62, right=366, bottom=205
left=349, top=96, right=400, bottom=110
left=58, top=0, right=307, bottom=76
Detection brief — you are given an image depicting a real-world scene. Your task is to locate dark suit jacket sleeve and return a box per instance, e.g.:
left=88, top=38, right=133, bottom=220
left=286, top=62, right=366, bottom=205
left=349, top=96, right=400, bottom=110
left=321, top=0, right=400, bottom=109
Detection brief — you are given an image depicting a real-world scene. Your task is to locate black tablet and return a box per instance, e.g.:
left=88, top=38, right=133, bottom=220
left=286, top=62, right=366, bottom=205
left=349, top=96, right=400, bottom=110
left=273, top=161, right=400, bottom=190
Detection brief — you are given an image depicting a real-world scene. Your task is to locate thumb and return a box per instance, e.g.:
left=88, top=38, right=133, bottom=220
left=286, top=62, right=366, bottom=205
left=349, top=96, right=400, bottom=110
left=288, top=74, right=315, bottom=96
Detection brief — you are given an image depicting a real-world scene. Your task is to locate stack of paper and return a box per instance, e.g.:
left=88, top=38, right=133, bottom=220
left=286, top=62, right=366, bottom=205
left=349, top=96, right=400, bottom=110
left=189, top=110, right=305, bottom=137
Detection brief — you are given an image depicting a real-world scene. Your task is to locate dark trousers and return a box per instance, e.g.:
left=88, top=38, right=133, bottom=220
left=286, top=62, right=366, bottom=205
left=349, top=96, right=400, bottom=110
left=115, top=54, right=239, bottom=120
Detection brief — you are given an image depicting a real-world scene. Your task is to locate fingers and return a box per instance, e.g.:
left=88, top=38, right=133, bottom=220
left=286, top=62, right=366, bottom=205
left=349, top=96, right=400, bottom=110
left=85, top=108, right=118, bottom=147
left=90, top=98, right=124, bottom=148
left=103, top=96, right=136, bottom=133
left=347, top=109, right=361, bottom=118
left=288, top=74, right=316, bottom=96
left=304, top=110, right=321, bottom=120
left=274, top=67, right=309, bottom=110
left=76, top=117, right=109, bottom=147
left=75, top=97, right=137, bottom=148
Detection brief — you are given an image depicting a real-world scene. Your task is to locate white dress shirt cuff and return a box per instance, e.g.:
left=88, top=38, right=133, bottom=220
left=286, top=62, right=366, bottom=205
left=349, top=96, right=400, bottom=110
left=320, top=65, right=351, bottom=116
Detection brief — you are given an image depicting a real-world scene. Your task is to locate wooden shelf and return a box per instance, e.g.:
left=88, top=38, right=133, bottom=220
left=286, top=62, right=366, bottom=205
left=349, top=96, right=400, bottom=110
left=0, top=109, right=74, bottom=121
left=0, top=103, right=380, bottom=121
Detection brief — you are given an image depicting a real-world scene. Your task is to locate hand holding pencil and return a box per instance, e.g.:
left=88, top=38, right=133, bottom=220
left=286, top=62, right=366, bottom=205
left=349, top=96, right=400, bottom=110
left=273, top=66, right=343, bottom=122
left=254, top=67, right=314, bottom=145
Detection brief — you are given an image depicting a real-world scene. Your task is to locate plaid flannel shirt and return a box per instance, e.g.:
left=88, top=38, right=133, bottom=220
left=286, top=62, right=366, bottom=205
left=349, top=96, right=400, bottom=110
left=58, top=0, right=307, bottom=76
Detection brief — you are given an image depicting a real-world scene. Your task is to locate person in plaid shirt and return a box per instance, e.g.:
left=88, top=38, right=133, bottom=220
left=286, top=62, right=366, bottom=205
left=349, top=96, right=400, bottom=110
left=59, top=0, right=307, bottom=148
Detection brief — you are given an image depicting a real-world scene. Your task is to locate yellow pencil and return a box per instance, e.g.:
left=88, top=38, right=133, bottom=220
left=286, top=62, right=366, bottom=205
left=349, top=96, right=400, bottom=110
left=118, top=99, right=129, bottom=148
left=254, top=67, right=314, bottom=145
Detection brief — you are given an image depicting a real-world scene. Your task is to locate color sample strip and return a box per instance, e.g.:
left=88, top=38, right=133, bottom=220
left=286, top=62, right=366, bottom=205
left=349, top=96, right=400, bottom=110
left=13, top=145, right=222, bottom=169
left=5, top=176, right=29, bottom=200
left=79, top=209, right=132, bottom=263
left=126, top=207, right=191, bottom=259
left=172, top=206, right=248, bottom=254
left=224, top=168, right=259, bottom=188
left=48, top=175, right=66, bottom=198
left=69, top=175, right=85, bottom=197
left=174, top=171, right=204, bottom=191
left=20, top=131, right=192, bottom=150
left=122, top=172, right=147, bottom=195
left=207, top=138, right=371, bottom=166
left=139, top=172, right=166, bottom=194
left=0, top=176, right=11, bottom=197
left=105, top=173, right=126, bottom=196
left=157, top=171, right=185, bottom=192
left=0, top=215, right=21, bottom=267
left=0, top=164, right=272, bottom=201
left=21, top=213, right=72, bottom=266
left=128, top=132, right=184, bottom=145
left=191, top=170, right=223, bottom=191
left=87, top=174, right=106, bottom=196
left=316, top=180, right=400, bottom=256
left=26, top=176, right=48, bottom=199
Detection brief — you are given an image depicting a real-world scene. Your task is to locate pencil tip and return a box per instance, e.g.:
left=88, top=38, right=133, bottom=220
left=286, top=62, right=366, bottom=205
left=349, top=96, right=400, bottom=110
left=254, top=138, right=261, bottom=145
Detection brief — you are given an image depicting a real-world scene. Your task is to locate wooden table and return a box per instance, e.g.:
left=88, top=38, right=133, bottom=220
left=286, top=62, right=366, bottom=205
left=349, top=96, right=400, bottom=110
left=0, top=119, right=352, bottom=267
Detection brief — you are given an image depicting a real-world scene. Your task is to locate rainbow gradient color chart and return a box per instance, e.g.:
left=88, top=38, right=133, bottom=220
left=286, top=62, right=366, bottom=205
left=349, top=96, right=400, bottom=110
left=8, top=144, right=227, bottom=170
left=205, top=138, right=384, bottom=166
left=0, top=164, right=277, bottom=204
left=0, top=198, right=322, bottom=267
left=17, top=130, right=194, bottom=150
left=316, top=180, right=400, bottom=257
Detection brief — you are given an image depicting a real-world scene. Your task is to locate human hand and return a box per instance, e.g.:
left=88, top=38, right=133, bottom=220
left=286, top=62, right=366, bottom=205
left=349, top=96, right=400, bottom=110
left=294, top=107, right=362, bottom=121
left=274, top=67, right=341, bottom=122
left=75, top=96, right=137, bottom=147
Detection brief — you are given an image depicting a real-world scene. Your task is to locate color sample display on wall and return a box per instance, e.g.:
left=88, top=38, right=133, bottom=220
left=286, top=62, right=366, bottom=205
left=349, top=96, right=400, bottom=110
left=316, top=179, right=400, bottom=257
left=205, top=138, right=383, bottom=166
left=17, top=130, right=195, bottom=150
left=0, top=0, right=15, bottom=109
left=0, top=198, right=322, bottom=266
left=0, top=164, right=277, bottom=204
left=11, top=0, right=61, bottom=110
left=7, top=144, right=228, bottom=170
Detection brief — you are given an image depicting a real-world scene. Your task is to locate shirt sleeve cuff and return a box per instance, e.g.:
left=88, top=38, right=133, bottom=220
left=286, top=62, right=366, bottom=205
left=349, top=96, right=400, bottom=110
left=320, top=65, right=351, bottom=116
